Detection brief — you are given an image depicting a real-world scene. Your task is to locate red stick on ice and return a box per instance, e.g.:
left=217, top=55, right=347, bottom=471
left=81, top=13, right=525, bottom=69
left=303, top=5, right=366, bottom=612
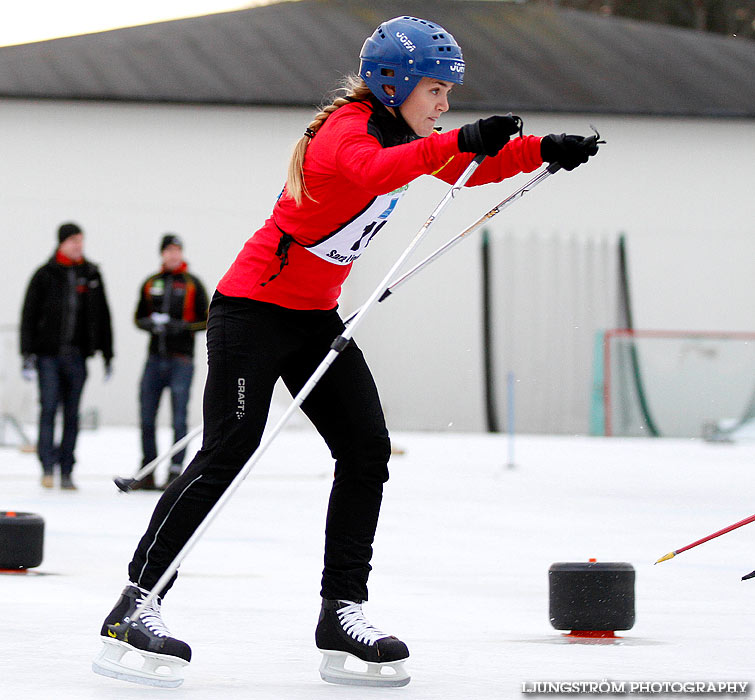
left=655, top=513, right=755, bottom=565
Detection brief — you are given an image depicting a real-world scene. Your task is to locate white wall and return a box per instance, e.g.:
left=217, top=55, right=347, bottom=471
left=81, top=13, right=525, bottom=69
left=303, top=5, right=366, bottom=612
left=0, top=99, right=752, bottom=435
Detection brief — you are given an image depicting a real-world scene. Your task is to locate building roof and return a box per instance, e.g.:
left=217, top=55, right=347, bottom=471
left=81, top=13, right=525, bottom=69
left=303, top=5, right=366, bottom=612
left=0, top=0, right=753, bottom=116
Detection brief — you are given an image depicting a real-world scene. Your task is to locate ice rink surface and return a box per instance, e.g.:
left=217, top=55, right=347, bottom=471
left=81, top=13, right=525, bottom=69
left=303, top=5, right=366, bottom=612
left=1, top=426, right=754, bottom=699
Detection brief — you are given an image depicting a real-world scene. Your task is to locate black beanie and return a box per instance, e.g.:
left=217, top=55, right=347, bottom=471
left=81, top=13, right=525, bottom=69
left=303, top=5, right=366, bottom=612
left=58, top=222, right=82, bottom=244
left=160, top=234, right=183, bottom=252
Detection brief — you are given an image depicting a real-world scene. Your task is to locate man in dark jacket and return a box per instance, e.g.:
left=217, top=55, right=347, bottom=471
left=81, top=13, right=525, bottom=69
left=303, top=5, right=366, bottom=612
left=20, top=222, right=114, bottom=490
left=132, top=234, right=208, bottom=490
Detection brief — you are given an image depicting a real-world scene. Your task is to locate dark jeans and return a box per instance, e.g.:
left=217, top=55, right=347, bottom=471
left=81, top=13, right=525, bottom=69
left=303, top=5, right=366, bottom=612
left=140, top=355, right=194, bottom=468
left=36, top=348, right=87, bottom=476
left=129, top=294, right=391, bottom=602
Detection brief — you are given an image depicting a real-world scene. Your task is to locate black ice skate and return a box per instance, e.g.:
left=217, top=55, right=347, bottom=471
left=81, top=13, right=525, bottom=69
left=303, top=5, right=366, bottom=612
left=315, top=599, right=410, bottom=687
left=92, top=583, right=191, bottom=688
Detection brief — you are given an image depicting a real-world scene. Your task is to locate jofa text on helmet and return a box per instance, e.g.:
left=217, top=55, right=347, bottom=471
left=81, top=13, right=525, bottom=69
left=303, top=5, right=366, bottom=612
left=395, top=32, right=416, bottom=52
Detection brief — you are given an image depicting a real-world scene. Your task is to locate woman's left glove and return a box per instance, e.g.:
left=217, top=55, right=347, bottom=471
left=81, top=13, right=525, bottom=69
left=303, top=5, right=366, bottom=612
left=540, top=133, right=599, bottom=171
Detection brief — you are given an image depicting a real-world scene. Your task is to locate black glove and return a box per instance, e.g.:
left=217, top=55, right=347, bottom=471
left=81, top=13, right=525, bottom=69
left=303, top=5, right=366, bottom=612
left=540, top=133, right=599, bottom=171
left=458, top=115, right=523, bottom=157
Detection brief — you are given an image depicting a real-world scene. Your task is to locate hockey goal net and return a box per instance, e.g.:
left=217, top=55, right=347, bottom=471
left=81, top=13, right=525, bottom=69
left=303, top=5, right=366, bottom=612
left=602, top=329, right=755, bottom=438
left=0, top=324, right=35, bottom=448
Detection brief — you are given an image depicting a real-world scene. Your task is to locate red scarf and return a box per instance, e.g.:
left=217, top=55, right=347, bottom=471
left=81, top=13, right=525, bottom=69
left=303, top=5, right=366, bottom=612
left=162, top=261, right=188, bottom=274
left=56, top=250, right=85, bottom=266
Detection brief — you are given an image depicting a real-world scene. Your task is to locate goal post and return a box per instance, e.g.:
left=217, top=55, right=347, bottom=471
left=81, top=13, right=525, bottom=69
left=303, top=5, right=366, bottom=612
left=595, top=329, right=755, bottom=438
left=0, top=324, right=35, bottom=449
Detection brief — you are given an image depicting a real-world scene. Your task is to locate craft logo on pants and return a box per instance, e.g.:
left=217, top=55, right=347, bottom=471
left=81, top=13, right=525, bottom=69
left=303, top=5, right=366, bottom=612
left=236, top=378, right=246, bottom=419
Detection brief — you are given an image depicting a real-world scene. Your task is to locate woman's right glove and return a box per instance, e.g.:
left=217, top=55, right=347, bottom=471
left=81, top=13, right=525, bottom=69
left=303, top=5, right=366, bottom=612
left=458, top=115, right=523, bottom=157
left=540, top=133, right=600, bottom=171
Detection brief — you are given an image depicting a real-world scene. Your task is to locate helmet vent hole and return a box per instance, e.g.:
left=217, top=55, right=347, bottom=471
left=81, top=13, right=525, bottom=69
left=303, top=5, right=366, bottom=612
left=380, top=68, right=395, bottom=77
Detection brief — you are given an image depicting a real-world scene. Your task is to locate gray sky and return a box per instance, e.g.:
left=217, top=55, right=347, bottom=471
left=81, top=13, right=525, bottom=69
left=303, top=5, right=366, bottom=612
left=0, top=0, right=280, bottom=46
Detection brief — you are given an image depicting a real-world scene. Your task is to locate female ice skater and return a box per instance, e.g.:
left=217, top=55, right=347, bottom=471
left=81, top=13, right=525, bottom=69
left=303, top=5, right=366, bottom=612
left=93, top=15, right=599, bottom=689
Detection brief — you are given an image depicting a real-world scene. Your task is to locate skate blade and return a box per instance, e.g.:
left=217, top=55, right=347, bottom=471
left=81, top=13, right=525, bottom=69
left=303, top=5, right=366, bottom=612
left=319, top=650, right=410, bottom=687
left=92, top=637, right=187, bottom=688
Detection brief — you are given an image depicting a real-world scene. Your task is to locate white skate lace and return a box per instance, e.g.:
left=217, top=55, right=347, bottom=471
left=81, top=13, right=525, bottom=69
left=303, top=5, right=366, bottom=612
left=129, top=586, right=172, bottom=638
left=336, top=601, right=389, bottom=646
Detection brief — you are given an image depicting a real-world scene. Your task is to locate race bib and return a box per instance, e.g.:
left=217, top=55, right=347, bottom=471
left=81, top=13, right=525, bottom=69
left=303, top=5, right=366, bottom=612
left=305, top=185, right=409, bottom=265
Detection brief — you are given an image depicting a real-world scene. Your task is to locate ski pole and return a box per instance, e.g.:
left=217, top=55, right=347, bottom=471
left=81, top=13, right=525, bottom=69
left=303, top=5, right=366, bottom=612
left=131, top=154, right=486, bottom=618
left=343, top=163, right=561, bottom=325
left=113, top=424, right=203, bottom=493
left=655, top=512, right=755, bottom=564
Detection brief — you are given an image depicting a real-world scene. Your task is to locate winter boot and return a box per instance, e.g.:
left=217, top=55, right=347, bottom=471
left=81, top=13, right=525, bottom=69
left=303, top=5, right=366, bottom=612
left=60, top=474, right=77, bottom=490
left=130, top=472, right=158, bottom=490
left=161, top=465, right=183, bottom=490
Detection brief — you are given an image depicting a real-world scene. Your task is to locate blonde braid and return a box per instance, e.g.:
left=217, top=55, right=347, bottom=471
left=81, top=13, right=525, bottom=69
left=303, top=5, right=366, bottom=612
left=286, top=76, right=373, bottom=206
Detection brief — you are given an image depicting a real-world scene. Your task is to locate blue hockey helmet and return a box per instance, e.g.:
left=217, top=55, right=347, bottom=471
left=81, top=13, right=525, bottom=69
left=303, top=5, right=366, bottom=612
left=359, top=16, right=465, bottom=107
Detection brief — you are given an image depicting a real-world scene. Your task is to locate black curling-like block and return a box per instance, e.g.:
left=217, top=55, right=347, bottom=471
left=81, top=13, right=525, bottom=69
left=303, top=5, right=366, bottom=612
left=0, top=512, right=45, bottom=570
left=549, top=561, right=635, bottom=631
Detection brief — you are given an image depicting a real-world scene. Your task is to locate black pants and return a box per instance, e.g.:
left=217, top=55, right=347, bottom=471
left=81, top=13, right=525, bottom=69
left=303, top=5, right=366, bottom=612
left=128, top=293, right=391, bottom=601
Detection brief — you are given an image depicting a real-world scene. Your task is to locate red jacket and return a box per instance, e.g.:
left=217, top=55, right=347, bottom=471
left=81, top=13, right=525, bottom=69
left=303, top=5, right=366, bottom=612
left=218, top=98, right=543, bottom=310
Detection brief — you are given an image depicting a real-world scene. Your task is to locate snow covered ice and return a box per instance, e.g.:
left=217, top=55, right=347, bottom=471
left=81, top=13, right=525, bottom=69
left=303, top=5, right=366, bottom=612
left=2, top=426, right=754, bottom=699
